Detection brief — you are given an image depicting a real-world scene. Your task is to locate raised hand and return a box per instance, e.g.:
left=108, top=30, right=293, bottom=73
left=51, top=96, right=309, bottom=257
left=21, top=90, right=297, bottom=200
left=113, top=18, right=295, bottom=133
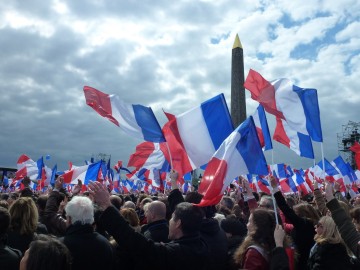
left=88, top=181, right=111, bottom=210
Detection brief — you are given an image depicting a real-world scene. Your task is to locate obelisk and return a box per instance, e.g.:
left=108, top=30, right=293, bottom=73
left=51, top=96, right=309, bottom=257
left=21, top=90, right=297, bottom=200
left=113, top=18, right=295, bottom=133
left=231, top=34, right=246, bottom=128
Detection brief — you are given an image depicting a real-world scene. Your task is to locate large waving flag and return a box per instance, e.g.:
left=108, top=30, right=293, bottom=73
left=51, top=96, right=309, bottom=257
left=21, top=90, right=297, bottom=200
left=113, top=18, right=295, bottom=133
left=252, top=104, right=272, bottom=150
left=244, top=69, right=322, bottom=142
left=84, top=86, right=165, bottom=142
left=128, top=141, right=170, bottom=172
left=162, top=93, right=234, bottom=177
left=15, top=154, right=39, bottom=180
left=62, top=161, right=102, bottom=185
left=197, top=116, right=268, bottom=207
left=273, top=117, right=314, bottom=158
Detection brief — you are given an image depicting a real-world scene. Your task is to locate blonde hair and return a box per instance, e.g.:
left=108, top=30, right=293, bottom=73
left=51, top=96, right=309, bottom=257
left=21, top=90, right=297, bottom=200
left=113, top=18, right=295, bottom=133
left=315, top=216, right=342, bottom=244
left=9, top=197, right=38, bottom=235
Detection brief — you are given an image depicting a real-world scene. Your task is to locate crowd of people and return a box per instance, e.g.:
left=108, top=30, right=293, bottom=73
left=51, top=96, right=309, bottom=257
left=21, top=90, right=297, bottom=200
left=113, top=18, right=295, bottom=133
left=0, top=171, right=360, bottom=270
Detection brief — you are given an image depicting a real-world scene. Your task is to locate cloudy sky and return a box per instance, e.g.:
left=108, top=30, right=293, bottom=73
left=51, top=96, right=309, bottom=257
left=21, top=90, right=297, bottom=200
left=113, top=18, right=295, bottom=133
left=1, top=0, right=359, bottom=172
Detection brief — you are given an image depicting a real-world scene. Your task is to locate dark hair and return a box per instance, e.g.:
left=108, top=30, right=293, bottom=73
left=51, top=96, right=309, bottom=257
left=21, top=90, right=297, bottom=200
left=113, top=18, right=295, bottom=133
left=173, top=202, right=204, bottom=235
left=234, top=209, right=279, bottom=265
left=184, top=192, right=203, bottom=204
left=110, top=195, right=123, bottom=210
left=0, top=206, right=10, bottom=236
left=293, top=203, right=320, bottom=225
left=26, top=235, right=72, bottom=270
left=221, top=215, right=247, bottom=237
left=36, top=195, right=48, bottom=211
left=221, top=196, right=235, bottom=210
left=350, top=206, right=360, bottom=223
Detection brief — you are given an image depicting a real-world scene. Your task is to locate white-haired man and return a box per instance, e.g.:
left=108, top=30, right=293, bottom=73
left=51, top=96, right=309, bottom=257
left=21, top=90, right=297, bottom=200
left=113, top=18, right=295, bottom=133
left=45, top=177, right=114, bottom=270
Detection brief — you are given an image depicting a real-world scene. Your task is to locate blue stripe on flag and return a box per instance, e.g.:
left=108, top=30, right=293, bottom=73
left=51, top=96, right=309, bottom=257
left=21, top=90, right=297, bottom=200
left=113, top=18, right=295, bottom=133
left=298, top=132, right=314, bottom=158
left=84, top=161, right=102, bottom=185
left=201, top=94, right=234, bottom=149
left=237, top=116, right=268, bottom=175
left=132, top=104, right=165, bottom=143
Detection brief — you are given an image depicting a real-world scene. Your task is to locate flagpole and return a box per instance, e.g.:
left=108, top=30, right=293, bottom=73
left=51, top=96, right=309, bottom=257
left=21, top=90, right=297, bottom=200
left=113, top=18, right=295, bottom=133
left=268, top=175, right=279, bottom=224
left=320, top=142, right=325, bottom=181
left=165, top=142, right=173, bottom=170
left=271, top=149, right=274, bottom=165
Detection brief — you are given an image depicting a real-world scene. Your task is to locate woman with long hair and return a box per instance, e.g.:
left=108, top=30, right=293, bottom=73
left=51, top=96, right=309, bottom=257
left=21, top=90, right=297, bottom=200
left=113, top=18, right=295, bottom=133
left=270, top=176, right=319, bottom=270
left=308, top=216, right=352, bottom=269
left=7, top=197, right=40, bottom=253
left=233, top=208, right=279, bottom=270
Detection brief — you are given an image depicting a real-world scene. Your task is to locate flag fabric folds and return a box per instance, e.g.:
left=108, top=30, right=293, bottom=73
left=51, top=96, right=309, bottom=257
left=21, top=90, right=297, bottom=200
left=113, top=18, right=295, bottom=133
left=197, top=116, right=268, bottom=207
left=252, top=105, right=272, bottom=150
left=83, top=86, right=165, bottom=142
left=62, top=161, right=102, bottom=185
left=244, top=69, right=323, bottom=142
left=128, top=142, right=170, bottom=172
left=15, top=154, right=40, bottom=180
left=273, top=117, right=314, bottom=158
left=162, top=93, right=234, bottom=177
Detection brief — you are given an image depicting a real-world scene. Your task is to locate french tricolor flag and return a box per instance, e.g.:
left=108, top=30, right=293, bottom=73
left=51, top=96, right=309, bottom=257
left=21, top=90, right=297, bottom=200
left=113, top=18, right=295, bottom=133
left=84, top=86, right=165, bottom=143
left=244, top=69, right=323, bottom=143
left=15, top=154, right=39, bottom=180
left=273, top=117, right=314, bottom=158
left=128, top=142, right=170, bottom=173
left=62, top=161, right=102, bottom=185
left=197, top=116, right=268, bottom=207
left=252, top=104, right=272, bottom=150
left=162, top=93, right=234, bottom=178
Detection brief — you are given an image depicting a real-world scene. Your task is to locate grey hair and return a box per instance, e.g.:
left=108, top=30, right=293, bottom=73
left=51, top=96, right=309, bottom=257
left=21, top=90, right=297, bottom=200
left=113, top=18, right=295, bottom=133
left=65, top=196, right=94, bottom=225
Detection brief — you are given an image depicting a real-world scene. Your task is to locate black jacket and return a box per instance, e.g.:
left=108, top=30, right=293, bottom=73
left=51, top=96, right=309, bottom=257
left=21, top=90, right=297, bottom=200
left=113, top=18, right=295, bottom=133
left=200, top=218, right=228, bottom=270
left=61, top=223, right=113, bottom=270
left=308, top=242, right=352, bottom=270
left=141, top=219, right=169, bottom=243
left=168, top=188, right=228, bottom=270
left=274, top=191, right=315, bottom=270
left=0, top=240, right=22, bottom=270
left=7, top=230, right=36, bottom=255
left=101, top=206, right=209, bottom=270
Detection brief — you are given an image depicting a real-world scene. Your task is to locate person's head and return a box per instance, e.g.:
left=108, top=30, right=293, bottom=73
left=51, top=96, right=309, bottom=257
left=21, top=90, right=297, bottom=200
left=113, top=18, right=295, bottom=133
left=234, top=208, right=278, bottom=265
left=221, top=215, right=247, bottom=238
left=7, top=192, right=19, bottom=206
left=350, top=206, right=360, bottom=232
left=65, top=196, right=94, bottom=226
left=144, top=201, right=167, bottom=223
left=36, top=195, right=48, bottom=213
left=293, top=202, right=320, bottom=225
left=9, top=197, right=38, bottom=235
left=184, top=191, right=203, bottom=204
left=20, top=235, right=72, bottom=270
left=0, top=206, right=10, bottom=239
left=258, top=195, right=274, bottom=210
left=314, top=216, right=342, bottom=244
left=220, top=196, right=235, bottom=210
left=139, top=197, right=153, bottom=210
left=168, top=202, right=204, bottom=240
left=136, top=194, right=148, bottom=208
left=122, top=200, right=136, bottom=210
left=110, top=195, right=123, bottom=210
left=120, top=208, right=140, bottom=228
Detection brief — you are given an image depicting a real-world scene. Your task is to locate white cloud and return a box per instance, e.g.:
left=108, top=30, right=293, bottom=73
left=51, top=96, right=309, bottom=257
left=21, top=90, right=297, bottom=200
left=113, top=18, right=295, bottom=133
left=0, top=0, right=359, bottom=172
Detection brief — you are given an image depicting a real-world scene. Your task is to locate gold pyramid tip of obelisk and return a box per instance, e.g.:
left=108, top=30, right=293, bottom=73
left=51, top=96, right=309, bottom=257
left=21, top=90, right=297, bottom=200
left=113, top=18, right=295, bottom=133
left=232, top=34, right=243, bottom=49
